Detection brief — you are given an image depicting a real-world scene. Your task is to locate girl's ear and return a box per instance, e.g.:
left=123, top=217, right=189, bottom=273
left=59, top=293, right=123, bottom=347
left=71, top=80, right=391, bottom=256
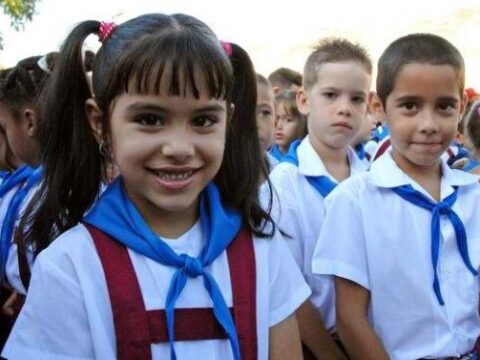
left=296, top=89, right=309, bottom=116
left=85, top=98, right=103, bottom=143
left=23, top=108, right=38, bottom=138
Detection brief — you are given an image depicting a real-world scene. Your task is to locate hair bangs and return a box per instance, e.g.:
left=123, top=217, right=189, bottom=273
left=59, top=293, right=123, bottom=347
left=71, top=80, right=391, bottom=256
left=107, top=31, right=233, bottom=102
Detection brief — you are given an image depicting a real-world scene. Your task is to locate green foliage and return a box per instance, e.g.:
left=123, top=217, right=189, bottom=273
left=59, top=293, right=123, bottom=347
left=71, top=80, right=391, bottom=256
left=0, top=0, right=40, bottom=50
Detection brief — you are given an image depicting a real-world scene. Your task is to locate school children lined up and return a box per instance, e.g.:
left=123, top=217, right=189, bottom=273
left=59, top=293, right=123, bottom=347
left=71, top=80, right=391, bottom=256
left=0, top=10, right=479, bottom=360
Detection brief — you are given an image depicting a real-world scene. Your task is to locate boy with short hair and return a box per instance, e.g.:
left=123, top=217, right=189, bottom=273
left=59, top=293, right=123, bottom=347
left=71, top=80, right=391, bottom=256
left=313, top=33, right=480, bottom=360
left=270, top=38, right=371, bottom=359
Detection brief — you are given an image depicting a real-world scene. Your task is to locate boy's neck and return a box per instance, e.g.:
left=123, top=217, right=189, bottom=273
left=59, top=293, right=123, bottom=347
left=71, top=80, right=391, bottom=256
left=391, top=151, right=442, bottom=202
left=309, top=136, right=351, bottom=182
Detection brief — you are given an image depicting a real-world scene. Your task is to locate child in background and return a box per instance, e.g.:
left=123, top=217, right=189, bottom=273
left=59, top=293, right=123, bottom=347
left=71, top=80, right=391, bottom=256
left=463, top=101, right=480, bottom=174
left=270, top=38, right=371, bottom=359
left=256, top=74, right=278, bottom=171
left=268, top=67, right=303, bottom=96
left=3, top=15, right=309, bottom=359
left=351, top=109, right=376, bottom=163
left=313, top=33, right=480, bottom=360
left=269, top=90, right=307, bottom=161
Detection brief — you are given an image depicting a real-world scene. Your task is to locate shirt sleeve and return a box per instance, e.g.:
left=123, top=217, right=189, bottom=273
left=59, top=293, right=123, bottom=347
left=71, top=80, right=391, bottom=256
left=268, top=167, right=305, bottom=272
left=2, top=249, right=98, bottom=360
left=267, top=230, right=311, bottom=327
left=311, top=187, right=370, bottom=290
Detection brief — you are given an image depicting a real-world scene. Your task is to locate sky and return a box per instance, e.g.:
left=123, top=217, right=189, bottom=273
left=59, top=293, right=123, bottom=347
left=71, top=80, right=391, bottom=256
left=1, top=0, right=480, bottom=89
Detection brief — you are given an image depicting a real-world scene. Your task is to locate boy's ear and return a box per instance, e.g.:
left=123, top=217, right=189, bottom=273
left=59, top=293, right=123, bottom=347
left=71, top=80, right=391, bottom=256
left=85, top=98, right=104, bottom=143
left=23, top=108, right=38, bottom=138
left=272, top=86, right=282, bottom=97
left=296, top=88, right=310, bottom=116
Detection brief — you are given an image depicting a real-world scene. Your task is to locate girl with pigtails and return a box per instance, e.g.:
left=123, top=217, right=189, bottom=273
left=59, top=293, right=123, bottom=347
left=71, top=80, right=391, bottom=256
left=3, top=14, right=309, bottom=360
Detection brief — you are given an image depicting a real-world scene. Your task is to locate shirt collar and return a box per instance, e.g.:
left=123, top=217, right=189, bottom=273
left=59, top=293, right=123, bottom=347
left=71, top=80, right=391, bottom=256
left=297, top=136, right=368, bottom=178
left=370, top=151, right=480, bottom=195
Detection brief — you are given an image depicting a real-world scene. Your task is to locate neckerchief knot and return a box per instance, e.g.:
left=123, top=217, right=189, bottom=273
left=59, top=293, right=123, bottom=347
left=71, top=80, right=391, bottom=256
left=181, top=254, right=203, bottom=277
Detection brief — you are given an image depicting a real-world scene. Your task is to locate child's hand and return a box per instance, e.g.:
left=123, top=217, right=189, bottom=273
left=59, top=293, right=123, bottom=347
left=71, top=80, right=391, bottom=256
left=451, top=157, right=469, bottom=170
left=2, top=291, right=18, bottom=317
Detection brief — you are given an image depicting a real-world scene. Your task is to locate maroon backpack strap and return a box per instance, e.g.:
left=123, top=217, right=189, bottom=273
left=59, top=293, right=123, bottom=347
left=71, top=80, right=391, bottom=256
left=86, top=223, right=257, bottom=359
left=227, top=227, right=257, bottom=360
left=373, top=138, right=391, bottom=161
left=85, top=223, right=152, bottom=360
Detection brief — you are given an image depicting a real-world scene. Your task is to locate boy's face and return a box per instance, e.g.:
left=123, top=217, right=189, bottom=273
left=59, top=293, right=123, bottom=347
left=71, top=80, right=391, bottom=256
left=383, top=63, right=466, bottom=173
left=297, top=61, right=370, bottom=152
left=256, top=83, right=276, bottom=152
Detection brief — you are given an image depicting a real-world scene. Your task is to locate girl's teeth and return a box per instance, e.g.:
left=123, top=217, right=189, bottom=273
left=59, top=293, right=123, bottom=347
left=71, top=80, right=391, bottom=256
left=156, top=171, right=193, bottom=181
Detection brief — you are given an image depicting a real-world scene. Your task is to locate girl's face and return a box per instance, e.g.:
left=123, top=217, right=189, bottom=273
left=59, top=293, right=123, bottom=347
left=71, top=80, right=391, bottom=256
left=274, top=102, right=305, bottom=153
left=107, top=83, right=229, bottom=233
left=0, top=102, right=37, bottom=166
left=256, top=83, right=275, bottom=152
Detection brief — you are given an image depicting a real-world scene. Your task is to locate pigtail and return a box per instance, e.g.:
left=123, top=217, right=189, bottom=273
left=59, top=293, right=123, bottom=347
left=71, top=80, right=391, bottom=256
left=215, top=43, right=275, bottom=238
left=22, top=21, right=103, bottom=254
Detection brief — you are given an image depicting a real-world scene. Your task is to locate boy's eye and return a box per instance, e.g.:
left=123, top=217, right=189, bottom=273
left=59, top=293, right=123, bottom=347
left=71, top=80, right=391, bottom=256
left=352, top=96, right=365, bottom=104
left=192, top=115, right=217, bottom=127
left=324, top=92, right=337, bottom=99
left=135, top=114, right=164, bottom=126
left=400, top=102, right=418, bottom=111
left=437, top=102, right=456, bottom=112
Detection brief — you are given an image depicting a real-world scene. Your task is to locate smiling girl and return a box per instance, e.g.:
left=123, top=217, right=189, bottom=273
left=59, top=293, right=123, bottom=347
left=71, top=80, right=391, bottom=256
left=3, top=14, right=309, bottom=360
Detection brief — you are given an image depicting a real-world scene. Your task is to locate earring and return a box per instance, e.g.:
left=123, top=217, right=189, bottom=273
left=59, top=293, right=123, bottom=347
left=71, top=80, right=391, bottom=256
left=98, top=140, right=113, bottom=163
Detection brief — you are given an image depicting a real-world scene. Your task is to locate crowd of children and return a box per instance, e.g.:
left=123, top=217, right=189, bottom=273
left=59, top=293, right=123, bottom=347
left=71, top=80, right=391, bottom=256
left=0, top=11, right=479, bottom=360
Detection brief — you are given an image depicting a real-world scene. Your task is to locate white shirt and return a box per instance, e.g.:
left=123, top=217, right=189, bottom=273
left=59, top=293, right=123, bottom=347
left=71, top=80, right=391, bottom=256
left=312, top=151, right=480, bottom=360
left=3, top=221, right=310, bottom=359
left=269, top=136, right=367, bottom=332
left=5, top=184, right=40, bottom=295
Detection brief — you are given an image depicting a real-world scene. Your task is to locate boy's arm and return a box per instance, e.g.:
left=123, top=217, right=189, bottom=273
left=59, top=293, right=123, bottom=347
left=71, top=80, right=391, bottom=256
left=296, top=299, right=347, bottom=360
left=335, top=277, right=389, bottom=360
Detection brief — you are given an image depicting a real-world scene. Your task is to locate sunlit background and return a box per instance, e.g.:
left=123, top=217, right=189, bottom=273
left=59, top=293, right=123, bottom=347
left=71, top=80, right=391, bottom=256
left=1, top=0, right=480, bottom=89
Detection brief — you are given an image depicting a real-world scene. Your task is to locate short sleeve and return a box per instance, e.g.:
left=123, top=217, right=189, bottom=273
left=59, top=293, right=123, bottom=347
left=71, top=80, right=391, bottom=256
left=311, top=187, right=370, bottom=290
left=266, top=231, right=311, bottom=326
left=2, top=250, right=97, bottom=360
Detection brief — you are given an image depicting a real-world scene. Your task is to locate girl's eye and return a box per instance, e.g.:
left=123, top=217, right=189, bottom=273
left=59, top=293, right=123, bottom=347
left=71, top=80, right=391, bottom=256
left=260, top=110, right=272, bottom=117
left=136, top=114, right=164, bottom=126
left=192, top=115, right=217, bottom=127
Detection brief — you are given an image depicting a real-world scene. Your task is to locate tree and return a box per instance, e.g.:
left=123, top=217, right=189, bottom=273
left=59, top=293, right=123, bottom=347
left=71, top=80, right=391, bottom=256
left=0, top=0, right=40, bottom=50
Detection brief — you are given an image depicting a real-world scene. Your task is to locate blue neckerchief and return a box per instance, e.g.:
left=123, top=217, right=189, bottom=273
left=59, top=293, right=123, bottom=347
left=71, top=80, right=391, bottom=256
left=268, top=144, right=284, bottom=162
left=0, top=166, right=43, bottom=283
left=0, top=165, right=33, bottom=198
left=84, top=177, right=243, bottom=360
left=355, top=143, right=367, bottom=160
left=371, top=124, right=389, bottom=143
left=282, top=140, right=337, bottom=197
left=391, top=185, right=477, bottom=305
left=462, top=159, right=479, bottom=173
left=0, top=171, right=10, bottom=181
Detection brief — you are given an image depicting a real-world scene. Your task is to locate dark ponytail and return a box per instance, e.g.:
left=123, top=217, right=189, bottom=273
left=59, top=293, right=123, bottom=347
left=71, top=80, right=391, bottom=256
left=23, top=21, right=103, bottom=253
left=215, top=43, right=274, bottom=237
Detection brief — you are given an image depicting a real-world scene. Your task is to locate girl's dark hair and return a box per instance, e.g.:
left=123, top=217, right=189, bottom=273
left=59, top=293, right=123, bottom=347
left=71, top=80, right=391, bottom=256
left=24, top=14, right=274, bottom=255
left=0, top=53, right=56, bottom=118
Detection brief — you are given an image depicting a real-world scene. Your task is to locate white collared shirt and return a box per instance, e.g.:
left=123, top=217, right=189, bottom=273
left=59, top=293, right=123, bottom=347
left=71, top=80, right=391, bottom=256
left=312, top=151, right=480, bottom=360
left=269, top=136, right=367, bottom=332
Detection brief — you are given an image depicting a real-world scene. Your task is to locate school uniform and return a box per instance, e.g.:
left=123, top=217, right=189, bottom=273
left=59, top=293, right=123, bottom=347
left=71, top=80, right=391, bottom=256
left=3, top=179, right=310, bottom=360
left=265, top=152, right=279, bottom=173
left=269, top=136, right=367, bottom=332
left=312, top=151, right=480, bottom=360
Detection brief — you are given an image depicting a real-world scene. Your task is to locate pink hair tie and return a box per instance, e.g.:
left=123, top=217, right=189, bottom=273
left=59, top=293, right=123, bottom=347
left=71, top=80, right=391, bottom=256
left=220, top=41, right=232, bottom=57
left=99, top=21, right=117, bottom=43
